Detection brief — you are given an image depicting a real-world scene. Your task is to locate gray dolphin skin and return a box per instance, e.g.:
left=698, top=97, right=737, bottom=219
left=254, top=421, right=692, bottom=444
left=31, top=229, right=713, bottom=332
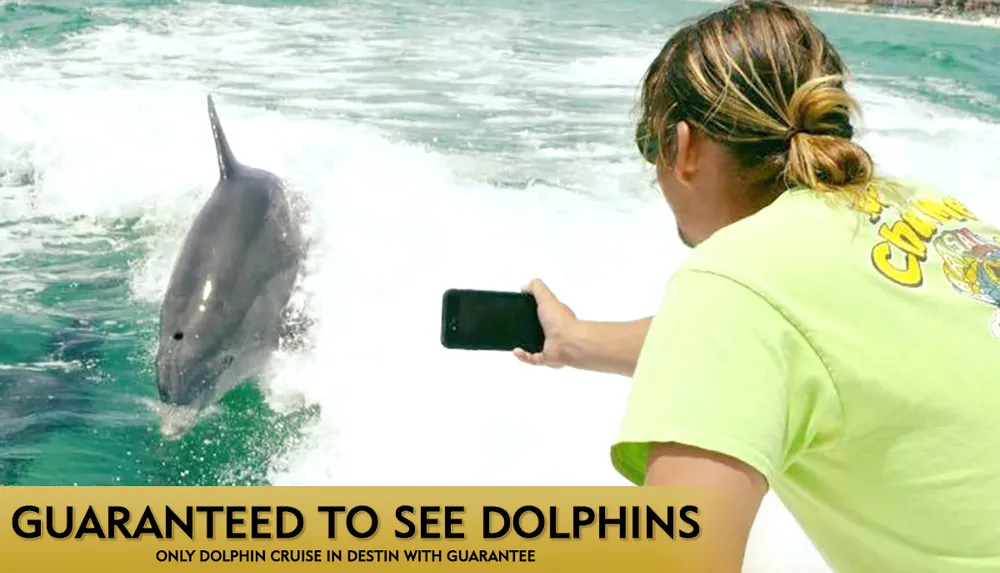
left=154, top=95, right=304, bottom=422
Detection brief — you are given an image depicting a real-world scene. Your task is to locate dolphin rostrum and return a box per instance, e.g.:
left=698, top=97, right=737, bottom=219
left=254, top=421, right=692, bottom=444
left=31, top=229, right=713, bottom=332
left=154, top=95, right=305, bottom=436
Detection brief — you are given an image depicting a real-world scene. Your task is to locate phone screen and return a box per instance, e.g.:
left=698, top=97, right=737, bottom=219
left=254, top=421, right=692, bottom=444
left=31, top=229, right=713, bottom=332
left=440, top=289, right=544, bottom=352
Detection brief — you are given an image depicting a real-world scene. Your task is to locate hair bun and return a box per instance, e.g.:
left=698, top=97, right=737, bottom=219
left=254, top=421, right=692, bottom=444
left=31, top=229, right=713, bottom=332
left=782, top=75, right=871, bottom=190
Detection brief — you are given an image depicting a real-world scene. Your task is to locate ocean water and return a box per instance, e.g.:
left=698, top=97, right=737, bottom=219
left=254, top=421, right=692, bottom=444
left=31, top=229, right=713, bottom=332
left=1, top=0, right=999, bottom=570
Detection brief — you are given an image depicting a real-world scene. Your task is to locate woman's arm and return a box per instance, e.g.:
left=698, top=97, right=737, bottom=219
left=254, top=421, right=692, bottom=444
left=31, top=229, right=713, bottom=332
left=645, top=442, right=767, bottom=573
left=561, top=317, right=653, bottom=377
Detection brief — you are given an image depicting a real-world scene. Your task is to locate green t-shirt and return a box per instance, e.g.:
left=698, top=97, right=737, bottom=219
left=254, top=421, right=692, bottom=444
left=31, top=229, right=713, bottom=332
left=611, top=181, right=1000, bottom=572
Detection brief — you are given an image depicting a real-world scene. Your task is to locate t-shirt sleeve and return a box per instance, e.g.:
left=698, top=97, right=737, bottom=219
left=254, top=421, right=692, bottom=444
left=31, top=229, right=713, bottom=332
left=610, top=268, right=838, bottom=486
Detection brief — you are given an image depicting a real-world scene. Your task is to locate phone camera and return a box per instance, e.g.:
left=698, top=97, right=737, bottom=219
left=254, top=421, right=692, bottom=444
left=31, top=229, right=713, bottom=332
left=448, top=318, right=458, bottom=331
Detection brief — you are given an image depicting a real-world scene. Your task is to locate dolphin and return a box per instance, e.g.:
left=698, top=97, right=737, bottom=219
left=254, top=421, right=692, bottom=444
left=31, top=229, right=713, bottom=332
left=1, top=320, right=96, bottom=484
left=154, top=95, right=304, bottom=433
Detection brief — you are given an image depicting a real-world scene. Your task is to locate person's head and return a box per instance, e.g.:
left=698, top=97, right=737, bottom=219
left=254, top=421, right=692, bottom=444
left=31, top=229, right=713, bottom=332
left=635, top=0, right=874, bottom=247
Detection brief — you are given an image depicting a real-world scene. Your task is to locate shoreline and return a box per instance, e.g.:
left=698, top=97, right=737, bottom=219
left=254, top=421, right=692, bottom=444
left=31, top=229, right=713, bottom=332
left=791, top=1, right=1000, bottom=28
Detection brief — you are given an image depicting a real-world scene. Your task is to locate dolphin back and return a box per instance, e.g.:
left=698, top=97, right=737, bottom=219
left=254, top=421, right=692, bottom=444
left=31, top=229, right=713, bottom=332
left=207, top=95, right=239, bottom=180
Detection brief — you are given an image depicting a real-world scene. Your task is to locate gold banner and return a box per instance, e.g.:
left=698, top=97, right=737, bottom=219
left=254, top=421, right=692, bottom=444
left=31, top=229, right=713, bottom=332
left=1, top=487, right=730, bottom=572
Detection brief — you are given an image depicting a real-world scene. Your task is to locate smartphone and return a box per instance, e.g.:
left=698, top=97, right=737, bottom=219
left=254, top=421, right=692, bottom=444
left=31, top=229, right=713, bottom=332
left=440, top=288, right=545, bottom=353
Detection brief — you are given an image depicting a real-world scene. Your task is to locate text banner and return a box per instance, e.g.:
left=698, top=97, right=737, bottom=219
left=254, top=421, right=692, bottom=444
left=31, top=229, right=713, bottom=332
left=2, top=486, right=733, bottom=572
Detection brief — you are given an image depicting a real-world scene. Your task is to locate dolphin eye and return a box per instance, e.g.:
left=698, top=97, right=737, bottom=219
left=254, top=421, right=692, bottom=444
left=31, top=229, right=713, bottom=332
left=173, top=332, right=184, bottom=341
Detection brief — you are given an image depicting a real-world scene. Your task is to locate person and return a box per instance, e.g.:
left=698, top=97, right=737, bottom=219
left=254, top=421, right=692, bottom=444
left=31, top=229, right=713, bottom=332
left=513, top=1, right=1000, bottom=571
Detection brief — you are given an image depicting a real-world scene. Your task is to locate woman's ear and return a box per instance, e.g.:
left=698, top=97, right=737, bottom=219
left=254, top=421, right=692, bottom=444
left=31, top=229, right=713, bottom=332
left=672, top=120, right=698, bottom=189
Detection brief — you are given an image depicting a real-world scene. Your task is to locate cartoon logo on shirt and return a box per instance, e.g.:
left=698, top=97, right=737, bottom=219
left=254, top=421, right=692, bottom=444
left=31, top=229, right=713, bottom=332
left=860, top=184, right=1000, bottom=339
left=862, top=184, right=976, bottom=290
left=932, top=228, right=1000, bottom=339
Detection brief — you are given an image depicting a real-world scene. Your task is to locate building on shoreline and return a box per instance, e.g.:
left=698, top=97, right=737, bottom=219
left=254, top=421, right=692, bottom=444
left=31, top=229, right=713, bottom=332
left=795, top=0, right=1000, bottom=19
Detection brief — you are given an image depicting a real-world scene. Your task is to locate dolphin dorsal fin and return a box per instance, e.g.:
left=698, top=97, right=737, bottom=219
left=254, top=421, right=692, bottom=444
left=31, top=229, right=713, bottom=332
left=207, top=94, right=238, bottom=180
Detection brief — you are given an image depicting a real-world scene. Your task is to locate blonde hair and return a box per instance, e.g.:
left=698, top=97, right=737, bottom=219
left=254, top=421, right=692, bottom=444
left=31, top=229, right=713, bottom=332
left=635, top=0, right=874, bottom=197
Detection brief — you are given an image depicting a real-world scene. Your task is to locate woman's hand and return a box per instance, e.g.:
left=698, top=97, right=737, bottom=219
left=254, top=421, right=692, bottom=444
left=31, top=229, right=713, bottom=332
left=513, top=278, right=654, bottom=377
left=513, top=278, right=578, bottom=368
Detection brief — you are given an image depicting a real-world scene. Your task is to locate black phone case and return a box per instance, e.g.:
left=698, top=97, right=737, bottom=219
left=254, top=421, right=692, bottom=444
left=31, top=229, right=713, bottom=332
left=440, top=289, right=545, bottom=353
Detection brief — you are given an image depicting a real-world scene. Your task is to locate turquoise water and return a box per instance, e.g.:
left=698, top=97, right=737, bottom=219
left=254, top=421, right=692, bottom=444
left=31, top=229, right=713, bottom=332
left=1, top=0, right=998, bottom=490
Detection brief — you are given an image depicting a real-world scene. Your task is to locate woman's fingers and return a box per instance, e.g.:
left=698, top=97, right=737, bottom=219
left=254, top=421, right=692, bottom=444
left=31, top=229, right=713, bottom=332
left=513, top=347, right=543, bottom=365
left=524, top=278, right=557, bottom=305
